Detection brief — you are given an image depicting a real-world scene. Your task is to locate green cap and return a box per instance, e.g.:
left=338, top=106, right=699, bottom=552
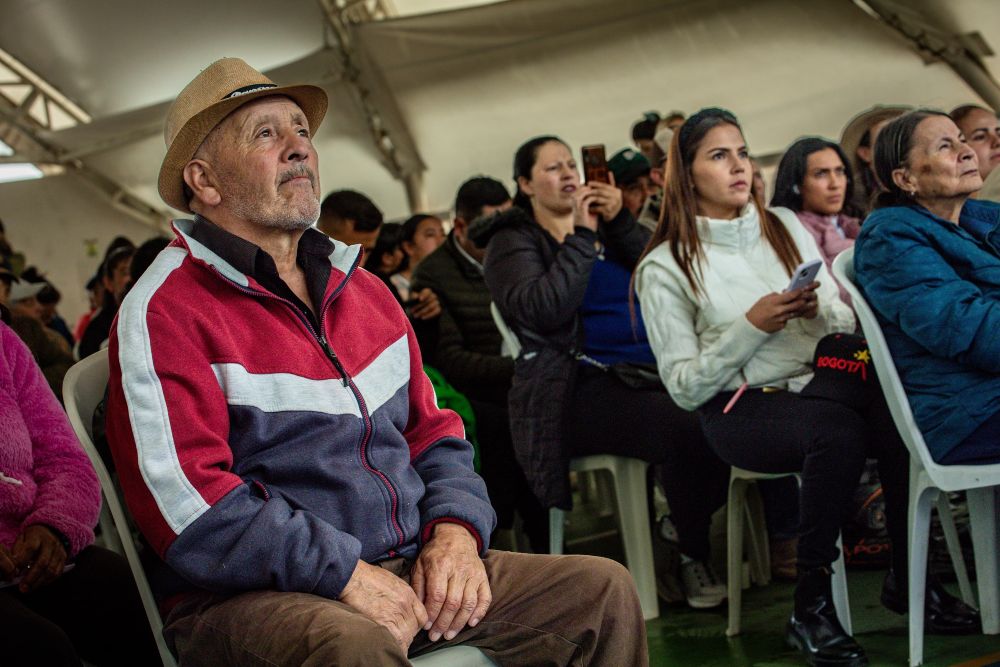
left=608, top=148, right=651, bottom=185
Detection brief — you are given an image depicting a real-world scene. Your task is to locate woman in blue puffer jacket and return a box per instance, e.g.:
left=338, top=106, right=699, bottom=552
left=855, top=109, right=1000, bottom=466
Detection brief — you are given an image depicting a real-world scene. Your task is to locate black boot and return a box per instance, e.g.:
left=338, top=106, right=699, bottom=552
left=786, top=567, right=868, bottom=666
left=881, top=569, right=981, bottom=635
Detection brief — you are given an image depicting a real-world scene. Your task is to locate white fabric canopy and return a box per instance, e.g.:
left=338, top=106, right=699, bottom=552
left=0, top=0, right=997, bottom=321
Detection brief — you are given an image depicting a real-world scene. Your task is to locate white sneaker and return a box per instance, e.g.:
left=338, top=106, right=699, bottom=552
left=681, top=559, right=727, bottom=609
left=657, top=515, right=679, bottom=544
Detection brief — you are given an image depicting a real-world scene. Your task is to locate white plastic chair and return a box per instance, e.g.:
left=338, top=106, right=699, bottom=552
left=726, top=468, right=852, bottom=637
left=63, top=349, right=177, bottom=667
left=490, top=303, right=660, bottom=620
left=834, top=248, right=1000, bottom=666
left=411, top=645, right=497, bottom=666
left=65, top=352, right=495, bottom=667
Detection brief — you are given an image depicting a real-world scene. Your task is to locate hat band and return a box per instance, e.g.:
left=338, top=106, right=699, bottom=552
left=224, top=83, right=278, bottom=100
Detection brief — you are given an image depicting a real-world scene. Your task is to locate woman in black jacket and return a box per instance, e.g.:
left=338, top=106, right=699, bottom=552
left=478, top=135, right=730, bottom=609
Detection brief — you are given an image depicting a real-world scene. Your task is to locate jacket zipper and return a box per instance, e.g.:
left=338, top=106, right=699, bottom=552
left=211, top=263, right=406, bottom=548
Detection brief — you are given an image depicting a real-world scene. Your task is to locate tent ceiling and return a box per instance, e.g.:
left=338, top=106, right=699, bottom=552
left=0, top=0, right=998, bottom=224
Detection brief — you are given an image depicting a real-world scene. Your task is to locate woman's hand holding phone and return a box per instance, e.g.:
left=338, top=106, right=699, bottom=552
left=746, top=288, right=814, bottom=333
left=587, top=178, right=623, bottom=223
left=796, top=282, right=820, bottom=319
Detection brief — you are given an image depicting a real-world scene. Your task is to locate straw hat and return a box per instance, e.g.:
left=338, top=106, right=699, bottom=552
left=158, top=58, right=328, bottom=213
left=839, top=105, right=910, bottom=173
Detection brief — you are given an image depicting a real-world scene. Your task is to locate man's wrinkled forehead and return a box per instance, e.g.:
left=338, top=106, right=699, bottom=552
left=207, top=94, right=306, bottom=143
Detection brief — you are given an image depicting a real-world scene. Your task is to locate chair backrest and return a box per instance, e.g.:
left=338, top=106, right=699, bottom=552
left=62, top=349, right=178, bottom=667
left=490, top=302, right=522, bottom=359
left=831, top=248, right=992, bottom=491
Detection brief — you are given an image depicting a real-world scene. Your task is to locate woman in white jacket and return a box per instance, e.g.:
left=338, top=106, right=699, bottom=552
left=635, top=108, right=977, bottom=667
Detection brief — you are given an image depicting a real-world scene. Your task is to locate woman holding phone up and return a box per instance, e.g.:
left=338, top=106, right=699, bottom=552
left=634, top=108, right=978, bottom=667
left=477, top=135, right=730, bottom=610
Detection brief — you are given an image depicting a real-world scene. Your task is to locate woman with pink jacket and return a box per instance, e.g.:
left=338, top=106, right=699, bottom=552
left=771, top=138, right=861, bottom=305
left=0, top=311, right=157, bottom=666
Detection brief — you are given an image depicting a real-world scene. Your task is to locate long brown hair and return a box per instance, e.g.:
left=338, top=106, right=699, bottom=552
left=638, top=107, right=801, bottom=296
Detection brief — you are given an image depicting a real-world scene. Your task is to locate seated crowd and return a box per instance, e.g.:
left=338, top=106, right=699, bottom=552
left=1, top=56, right=999, bottom=667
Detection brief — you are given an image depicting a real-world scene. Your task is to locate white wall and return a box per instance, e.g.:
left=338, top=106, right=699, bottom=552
left=0, top=173, right=165, bottom=326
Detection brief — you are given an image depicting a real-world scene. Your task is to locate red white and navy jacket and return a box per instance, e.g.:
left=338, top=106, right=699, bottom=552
left=106, top=219, right=495, bottom=600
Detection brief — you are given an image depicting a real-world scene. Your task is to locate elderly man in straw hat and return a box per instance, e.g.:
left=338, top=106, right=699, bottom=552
left=104, top=58, right=646, bottom=666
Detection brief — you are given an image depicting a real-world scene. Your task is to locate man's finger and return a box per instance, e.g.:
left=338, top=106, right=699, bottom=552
left=422, top=567, right=450, bottom=635
left=469, top=579, right=492, bottom=628
left=444, top=577, right=481, bottom=640
left=429, top=576, right=464, bottom=641
left=411, top=592, right=429, bottom=631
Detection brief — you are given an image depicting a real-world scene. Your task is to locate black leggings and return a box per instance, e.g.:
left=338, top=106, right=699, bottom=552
left=699, top=389, right=909, bottom=576
left=0, top=545, right=160, bottom=667
left=565, top=366, right=730, bottom=561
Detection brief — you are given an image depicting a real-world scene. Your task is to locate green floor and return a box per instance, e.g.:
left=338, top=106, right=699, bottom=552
left=548, top=487, right=1000, bottom=667
left=645, top=569, right=1000, bottom=666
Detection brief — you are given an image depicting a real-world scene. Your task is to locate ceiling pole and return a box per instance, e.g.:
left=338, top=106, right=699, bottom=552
left=856, top=0, right=1000, bottom=110
left=316, top=0, right=429, bottom=213
left=0, top=49, right=170, bottom=230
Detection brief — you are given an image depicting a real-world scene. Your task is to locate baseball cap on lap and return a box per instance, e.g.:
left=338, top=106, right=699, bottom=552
left=158, top=57, right=328, bottom=213
left=800, top=333, right=874, bottom=410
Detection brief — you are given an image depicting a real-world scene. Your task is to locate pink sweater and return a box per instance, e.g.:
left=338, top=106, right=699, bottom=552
left=796, top=210, right=861, bottom=305
left=0, top=323, right=99, bottom=556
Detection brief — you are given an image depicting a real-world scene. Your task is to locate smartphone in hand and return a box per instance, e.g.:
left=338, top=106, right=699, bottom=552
left=581, top=144, right=609, bottom=185
left=785, top=259, right=822, bottom=292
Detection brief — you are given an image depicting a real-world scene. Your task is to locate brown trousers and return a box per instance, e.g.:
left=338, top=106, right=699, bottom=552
left=163, top=550, right=648, bottom=667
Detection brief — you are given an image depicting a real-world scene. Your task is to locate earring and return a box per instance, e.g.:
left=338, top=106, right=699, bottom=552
left=792, top=184, right=801, bottom=194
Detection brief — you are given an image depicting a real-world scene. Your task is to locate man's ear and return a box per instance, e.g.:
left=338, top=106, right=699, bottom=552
left=452, top=217, right=468, bottom=236
left=183, top=160, right=222, bottom=209
left=650, top=167, right=665, bottom=188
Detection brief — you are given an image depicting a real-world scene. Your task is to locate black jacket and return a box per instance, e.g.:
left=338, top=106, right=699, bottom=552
left=476, top=206, right=649, bottom=508
left=412, top=233, right=512, bottom=404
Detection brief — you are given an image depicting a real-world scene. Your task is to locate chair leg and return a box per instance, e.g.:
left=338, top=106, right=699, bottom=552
left=549, top=508, right=564, bottom=556
left=968, top=486, right=1000, bottom=634
left=935, top=492, right=975, bottom=606
left=726, top=477, right=748, bottom=637
left=97, top=501, right=124, bottom=554
left=610, top=458, right=659, bottom=620
left=832, top=533, right=852, bottom=636
left=744, top=484, right=771, bottom=586
left=908, top=484, right=936, bottom=666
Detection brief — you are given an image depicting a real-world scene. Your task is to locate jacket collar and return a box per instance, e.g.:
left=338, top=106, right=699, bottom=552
left=697, top=202, right=761, bottom=249
left=171, top=218, right=361, bottom=290
left=448, top=233, right=484, bottom=276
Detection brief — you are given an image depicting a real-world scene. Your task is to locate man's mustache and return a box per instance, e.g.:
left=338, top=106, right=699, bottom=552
left=278, top=166, right=317, bottom=187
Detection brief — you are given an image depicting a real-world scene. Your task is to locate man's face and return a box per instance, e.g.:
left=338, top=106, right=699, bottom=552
left=455, top=200, right=511, bottom=263
left=198, top=96, right=321, bottom=231
left=319, top=218, right=380, bottom=266
left=619, top=175, right=654, bottom=217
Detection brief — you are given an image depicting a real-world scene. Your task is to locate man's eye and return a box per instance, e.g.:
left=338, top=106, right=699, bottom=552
left=258, top=129, right=272, bottom=138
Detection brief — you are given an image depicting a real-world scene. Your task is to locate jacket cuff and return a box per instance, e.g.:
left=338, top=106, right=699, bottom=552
left=571, top=226, right=599, bottom=243
left=420, top=518, right=484, bottom=554
left=22, top=512, right=94, bottom=558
